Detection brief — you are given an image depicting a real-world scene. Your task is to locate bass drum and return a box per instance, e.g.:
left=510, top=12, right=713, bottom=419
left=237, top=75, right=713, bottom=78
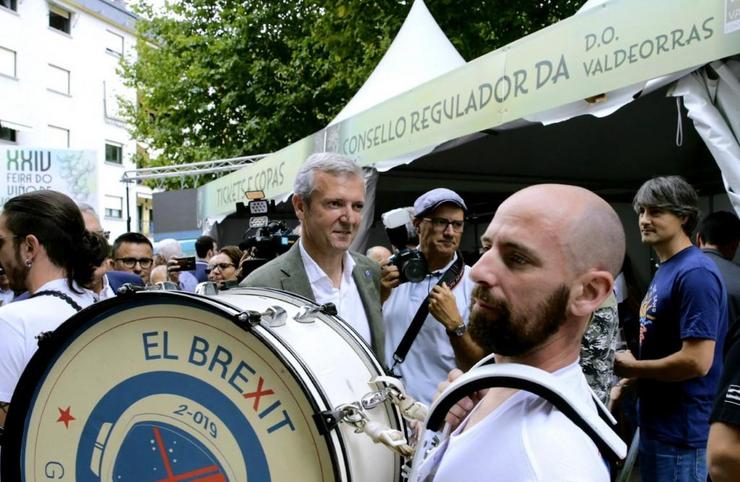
left=1, top=288, right=405, bottom=482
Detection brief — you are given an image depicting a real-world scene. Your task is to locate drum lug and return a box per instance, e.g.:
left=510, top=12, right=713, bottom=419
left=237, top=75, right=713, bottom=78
left=262, top=306, right=287, bottom=327
left=294, top=303, right=338, bottom=323
left=234, top=310, right=262, bottom=329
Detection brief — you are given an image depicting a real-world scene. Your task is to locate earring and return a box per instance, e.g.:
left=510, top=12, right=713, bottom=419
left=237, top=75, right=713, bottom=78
left=25, top=259, right=32, bottom=268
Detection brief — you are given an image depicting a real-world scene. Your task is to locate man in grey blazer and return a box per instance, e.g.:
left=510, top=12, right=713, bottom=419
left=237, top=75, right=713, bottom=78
left=241, top=153, right=385, bottom=362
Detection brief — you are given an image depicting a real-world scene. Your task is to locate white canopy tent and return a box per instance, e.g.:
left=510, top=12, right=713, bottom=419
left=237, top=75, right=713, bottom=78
left=196, top=0, right=740, bottom=259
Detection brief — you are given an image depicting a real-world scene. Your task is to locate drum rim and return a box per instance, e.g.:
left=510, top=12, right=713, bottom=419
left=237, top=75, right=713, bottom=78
left=215, top=286, right=407, bottom=480
left=218, top=286, right=407, bottom=479
left=0, top=290, right=349, bottom=482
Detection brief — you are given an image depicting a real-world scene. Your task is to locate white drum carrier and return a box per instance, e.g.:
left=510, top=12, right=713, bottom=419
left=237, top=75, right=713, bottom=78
left=1, top=287, right=407, bottom=482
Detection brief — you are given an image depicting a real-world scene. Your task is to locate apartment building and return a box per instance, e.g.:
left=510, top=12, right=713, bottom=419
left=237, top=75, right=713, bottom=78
left=0, top=0, right=152, bottom=238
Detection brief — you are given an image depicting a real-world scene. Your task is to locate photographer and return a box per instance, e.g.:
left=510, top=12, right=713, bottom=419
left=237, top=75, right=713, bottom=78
left=381, top=188, right=483, bottom=405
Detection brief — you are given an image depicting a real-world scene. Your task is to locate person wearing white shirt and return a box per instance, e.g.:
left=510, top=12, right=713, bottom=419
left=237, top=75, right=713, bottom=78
left=417, top=184, right=625, bottom=482
left=242, top=153, right=385, bottom=360
left=381, top=188, right=483, bottom=405
left=0, top=191, right=98, bottom=430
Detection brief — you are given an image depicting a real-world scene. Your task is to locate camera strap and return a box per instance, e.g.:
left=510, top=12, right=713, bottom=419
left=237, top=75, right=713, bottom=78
left=391, top=252, right=465, bottom=374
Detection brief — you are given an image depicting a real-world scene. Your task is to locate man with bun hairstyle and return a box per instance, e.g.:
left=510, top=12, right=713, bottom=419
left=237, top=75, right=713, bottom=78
left=0, top=190, right=98, bottom=429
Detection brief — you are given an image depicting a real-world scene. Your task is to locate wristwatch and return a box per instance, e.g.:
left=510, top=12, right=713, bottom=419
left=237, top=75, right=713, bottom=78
left=447, top=322, right=466, bottom=337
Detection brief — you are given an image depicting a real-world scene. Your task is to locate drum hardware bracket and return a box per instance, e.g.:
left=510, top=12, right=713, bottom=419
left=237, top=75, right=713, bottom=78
left=319, top=303, right=338, bottom=316
left=233, top=310, right=262, bottom=329
left=116, top=283, right=146, bottom=295
left=313, top=408, right=345, bottom=435
left=36, top=330, right=54, bottom=348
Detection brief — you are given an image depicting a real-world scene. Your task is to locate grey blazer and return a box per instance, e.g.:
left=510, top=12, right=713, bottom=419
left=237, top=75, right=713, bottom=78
left=240, top=243, right=385, bottom=362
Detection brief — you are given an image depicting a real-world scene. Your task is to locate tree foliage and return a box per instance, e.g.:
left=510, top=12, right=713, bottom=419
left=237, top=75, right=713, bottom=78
left=121, top=0, right=580, bottom=188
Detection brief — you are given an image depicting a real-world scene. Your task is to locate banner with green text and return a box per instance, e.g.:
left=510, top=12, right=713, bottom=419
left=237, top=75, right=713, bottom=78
left=198, top=0, right=740, bottom=222
left=0, top=148, right=97, bottom=209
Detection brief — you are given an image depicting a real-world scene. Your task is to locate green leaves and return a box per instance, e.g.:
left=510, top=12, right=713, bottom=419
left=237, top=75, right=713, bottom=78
left=121, top=0, right=578, bottom=190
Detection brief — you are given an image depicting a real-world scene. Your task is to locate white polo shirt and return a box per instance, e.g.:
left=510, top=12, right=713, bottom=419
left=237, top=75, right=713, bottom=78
left=298, top=241, right=372, bottom=345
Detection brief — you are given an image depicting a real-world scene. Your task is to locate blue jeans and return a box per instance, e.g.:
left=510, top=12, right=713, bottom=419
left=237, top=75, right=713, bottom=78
left=639, top=435, right=707, bottom=482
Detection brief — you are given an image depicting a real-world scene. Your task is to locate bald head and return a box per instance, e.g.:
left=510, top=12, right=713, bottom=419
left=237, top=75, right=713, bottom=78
left=81, top=208, right=102, bottom=233
left=366, top=245, right=392, bottom=264
left=500, top=184, right=625, bottom=277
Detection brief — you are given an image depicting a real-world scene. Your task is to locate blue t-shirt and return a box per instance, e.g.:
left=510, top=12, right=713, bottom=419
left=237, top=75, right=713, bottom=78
left=638, top=245, right=728, bottom=447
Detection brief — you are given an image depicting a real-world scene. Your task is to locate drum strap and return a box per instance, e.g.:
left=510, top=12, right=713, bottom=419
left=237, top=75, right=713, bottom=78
left=391, top=253, right=465, bottom=374
left=31, top=290, right=84, bottom=312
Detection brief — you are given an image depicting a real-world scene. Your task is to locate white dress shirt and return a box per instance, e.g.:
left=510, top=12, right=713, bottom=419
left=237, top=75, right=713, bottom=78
left=299, top=240, right=372, bottom=344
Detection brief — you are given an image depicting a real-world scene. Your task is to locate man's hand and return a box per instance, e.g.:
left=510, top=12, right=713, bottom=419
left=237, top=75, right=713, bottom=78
left=608, top=377, right=634, bottom=412
left=429, top=282, right=462, bottom=332
left=380, top=262, right=400, bottom=304
left=165, top=259, right=181, bottom=284
left=434, top=369, right=486, bottom=430
left=614, top=349, right=637, bottom=378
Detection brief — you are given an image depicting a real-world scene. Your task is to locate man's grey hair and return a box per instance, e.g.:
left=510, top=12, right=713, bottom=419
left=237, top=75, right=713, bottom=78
left=293, top=152, right=363, bottom=202
left=154, top=238, right=183, bottom=260
left=633, top=175, right=699, bottom=235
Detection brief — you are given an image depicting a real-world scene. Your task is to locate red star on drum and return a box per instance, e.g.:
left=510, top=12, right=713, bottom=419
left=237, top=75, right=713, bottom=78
left=56, top=406, right=75, bottom=428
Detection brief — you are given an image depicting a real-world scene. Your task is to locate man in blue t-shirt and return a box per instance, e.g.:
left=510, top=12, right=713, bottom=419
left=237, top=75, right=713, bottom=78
left=615, top=176, right=728, bottom=482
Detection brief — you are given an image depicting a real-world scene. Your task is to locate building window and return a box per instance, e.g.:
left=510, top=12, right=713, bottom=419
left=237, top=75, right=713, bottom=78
left=105, top=142, right=123, bottom=163
left=104, top=195, right=123, bottom=219
left=0, top=46, right=16, bottom=78
left=0, top=0, right=17, bottom=12
left=104, top=79, right=125, bottom=121
left=0, top=126, right=17, bottom=142
left=48, top=64, right=70, bottom=95
left=49, top=5, right=71, bottom=34
left=105, top=30, right=124, bottom=56
left=48, top=125, right=69, bottom=148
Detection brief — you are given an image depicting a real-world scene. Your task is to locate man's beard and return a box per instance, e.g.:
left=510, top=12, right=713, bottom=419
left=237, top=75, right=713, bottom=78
left=4, top=247, right=30, bottom=292
left=468, top=284, right=570, bottom=357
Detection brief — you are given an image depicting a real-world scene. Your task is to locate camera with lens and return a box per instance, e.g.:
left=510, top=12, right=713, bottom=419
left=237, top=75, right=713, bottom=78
left=236, top=193, right=298, bottom=276
left=239, top=220, right=298, bottom=260
left=382, top=208, right=427, bottom=283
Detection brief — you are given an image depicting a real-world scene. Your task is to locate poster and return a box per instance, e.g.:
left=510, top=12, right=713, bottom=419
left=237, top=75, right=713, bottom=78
left=0, top=148, right=97, bottom=209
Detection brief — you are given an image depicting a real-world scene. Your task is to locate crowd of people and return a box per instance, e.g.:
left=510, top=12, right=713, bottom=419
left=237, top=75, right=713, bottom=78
left=0, top=152, right=739, bottom=482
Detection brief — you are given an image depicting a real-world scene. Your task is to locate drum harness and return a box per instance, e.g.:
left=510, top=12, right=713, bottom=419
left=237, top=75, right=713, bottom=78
left=30, top=290, right=84, bottom=312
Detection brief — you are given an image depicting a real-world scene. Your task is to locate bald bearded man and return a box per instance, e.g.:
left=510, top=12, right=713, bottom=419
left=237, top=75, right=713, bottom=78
left=428, top=185, right=625, bottom=482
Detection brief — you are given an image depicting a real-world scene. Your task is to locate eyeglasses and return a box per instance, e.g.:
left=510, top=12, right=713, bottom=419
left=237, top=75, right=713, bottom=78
left=115, top=257, right=153, bottom=269
left=206, top=262, right=235, bottom=273
left=423, top=217, right=464, bottom=232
